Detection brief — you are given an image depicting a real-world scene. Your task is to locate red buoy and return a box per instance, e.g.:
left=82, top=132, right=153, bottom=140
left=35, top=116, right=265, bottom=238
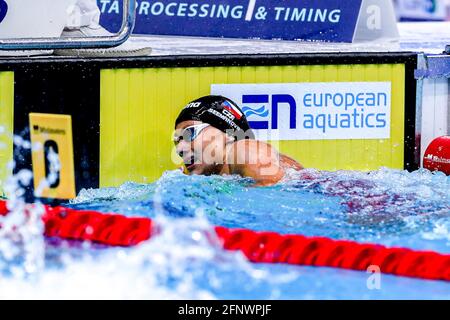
left=423, top=136, right=450, bottom=175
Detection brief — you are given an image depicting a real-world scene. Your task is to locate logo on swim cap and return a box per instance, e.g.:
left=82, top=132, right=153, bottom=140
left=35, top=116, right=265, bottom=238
left=222, top=100, right=242, bottom=120
left=184, top=102, right=202, bottom=109
left=175, top=95, right=255, bottom=140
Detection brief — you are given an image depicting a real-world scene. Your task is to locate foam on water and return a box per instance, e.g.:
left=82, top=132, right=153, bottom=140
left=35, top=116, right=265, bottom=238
left=1, top=166, right=450, bottom=299
left=70, top=167, right=450, bottom=251
left=0, top=168, right=45, bottom=278
left=0, top=212, right=303, bottom=299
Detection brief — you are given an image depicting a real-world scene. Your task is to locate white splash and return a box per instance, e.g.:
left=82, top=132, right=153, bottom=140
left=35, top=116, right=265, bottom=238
left=0, top=214, right=297, bottom=299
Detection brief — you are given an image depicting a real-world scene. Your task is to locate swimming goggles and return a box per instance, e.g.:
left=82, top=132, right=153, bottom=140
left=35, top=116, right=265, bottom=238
left=173, top=123, right=210, bottom=144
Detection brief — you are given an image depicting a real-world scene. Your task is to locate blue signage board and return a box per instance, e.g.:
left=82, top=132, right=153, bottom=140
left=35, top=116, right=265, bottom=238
left=98, top=0, right=364, bottom=43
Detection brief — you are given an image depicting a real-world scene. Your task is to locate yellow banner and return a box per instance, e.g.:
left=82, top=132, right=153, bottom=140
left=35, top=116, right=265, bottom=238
left=0, top=72, right=14, bottom=197
left=100, top=64, right=405, bottom=187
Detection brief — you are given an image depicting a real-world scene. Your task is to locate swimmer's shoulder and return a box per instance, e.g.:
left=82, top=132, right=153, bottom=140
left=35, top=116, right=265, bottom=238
left=226, top=139, right=304, bottom=171
left=225, top=139, right=284, bottom=185
left=226, top=139, right=276, bottom=164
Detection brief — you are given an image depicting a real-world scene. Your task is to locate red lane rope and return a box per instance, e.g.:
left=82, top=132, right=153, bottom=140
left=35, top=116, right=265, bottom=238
left=1, top=200, right=449, bottom=281
left=0, top=200, right=8, bottom=216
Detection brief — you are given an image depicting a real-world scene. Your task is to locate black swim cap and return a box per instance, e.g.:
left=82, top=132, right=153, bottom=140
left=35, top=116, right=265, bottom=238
left=175, top=95, right=255, bottom=140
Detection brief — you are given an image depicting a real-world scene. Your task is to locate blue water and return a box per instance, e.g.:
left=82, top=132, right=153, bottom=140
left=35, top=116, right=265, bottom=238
left=1, top=167, right=450, bottom=299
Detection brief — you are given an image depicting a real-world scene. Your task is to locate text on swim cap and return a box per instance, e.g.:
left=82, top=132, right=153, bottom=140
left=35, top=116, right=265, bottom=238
left=184, top=102, right=202, bottom=109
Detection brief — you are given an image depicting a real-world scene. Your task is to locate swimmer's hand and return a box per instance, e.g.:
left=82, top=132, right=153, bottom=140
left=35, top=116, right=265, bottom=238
left=179, top=166, right=189, bottom=174
left=227, top=139, right=285, bottom=187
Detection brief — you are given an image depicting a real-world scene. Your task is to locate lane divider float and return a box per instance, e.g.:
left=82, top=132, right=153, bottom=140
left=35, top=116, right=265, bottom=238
left=0, top=200, right=449, bottom=282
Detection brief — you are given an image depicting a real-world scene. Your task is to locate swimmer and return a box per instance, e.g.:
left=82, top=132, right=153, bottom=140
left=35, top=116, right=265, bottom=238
left=174, top=95, right=303, bottom=186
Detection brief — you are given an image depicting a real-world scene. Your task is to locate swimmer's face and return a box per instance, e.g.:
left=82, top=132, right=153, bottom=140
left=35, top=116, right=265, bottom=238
left=174, top=120, right=229, bottom=175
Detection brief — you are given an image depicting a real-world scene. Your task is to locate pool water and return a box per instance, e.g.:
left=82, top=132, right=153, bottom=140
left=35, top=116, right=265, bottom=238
left=1, top=167, right=450, bottom=299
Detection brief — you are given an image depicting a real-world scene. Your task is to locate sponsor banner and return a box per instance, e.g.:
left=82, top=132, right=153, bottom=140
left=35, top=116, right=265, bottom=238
left=98, top=0, right=363, bottom=42
left=211, top=82, right=391, bottom=141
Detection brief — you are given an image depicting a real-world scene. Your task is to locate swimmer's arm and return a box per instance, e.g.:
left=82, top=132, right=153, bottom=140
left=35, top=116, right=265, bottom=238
left=227, top=140, right=285, bottom=187
left=280, top=154, right=304, bottom=171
